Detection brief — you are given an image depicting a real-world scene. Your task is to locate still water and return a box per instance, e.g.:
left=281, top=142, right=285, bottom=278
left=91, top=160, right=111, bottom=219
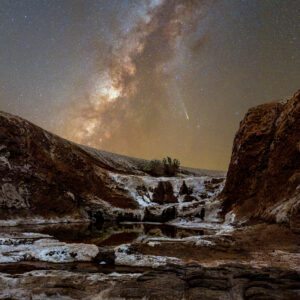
left=2, top=222, right=206, bottom=247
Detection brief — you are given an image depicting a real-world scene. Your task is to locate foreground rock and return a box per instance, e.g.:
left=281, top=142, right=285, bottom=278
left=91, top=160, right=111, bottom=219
left=0, top=263, right=299, bottom=299
left=221, top=90, right=300, bottom=230
left=152, top=181, right=177, bottom=204
left=0, top=219, right=299, bottom=299
left=0, top=233, right=99, bottom=263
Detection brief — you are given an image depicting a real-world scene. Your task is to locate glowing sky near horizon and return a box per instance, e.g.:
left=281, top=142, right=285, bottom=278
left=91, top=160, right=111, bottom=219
left=0, top=0, right=299, bottom=170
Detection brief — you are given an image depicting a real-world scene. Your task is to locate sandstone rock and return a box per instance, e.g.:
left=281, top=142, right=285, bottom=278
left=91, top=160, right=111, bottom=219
left=114, top=245, right=182, bottom=268
left=143, top=205, right=177, bottom=222
left=1, top=263, right=298, bottom=299
left=200, top=192, right=208, bottom=199
left=94, top=246, right=116, bottom=264
left=204, top=181, right=217, bottom=193
left=0, top=234, right=99, bottom=263
left=211, top=178, right=224, bottom=185
left=179, top=180, right=193, bottom=195
left=290, top=198, right=300, bottom=233
left=221, top=90, right=300, bottom=225
left=1, top=183, right=27, bottom=209
left=183, top=195, right=197, bottom=202
left=32, top=239, right=99, bottom=263
left=0, top=156, right=10, bottom=171
left=152, top=181, right=177, bottom=204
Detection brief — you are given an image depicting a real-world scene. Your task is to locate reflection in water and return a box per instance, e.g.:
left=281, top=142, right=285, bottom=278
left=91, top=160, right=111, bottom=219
left=0, top=222, right=208, bottom=275
left=7, top=222, right=205, bottom=247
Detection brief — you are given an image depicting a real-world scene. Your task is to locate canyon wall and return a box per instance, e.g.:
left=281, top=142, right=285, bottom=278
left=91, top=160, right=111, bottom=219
left=221, top=90, right=300, bottom=231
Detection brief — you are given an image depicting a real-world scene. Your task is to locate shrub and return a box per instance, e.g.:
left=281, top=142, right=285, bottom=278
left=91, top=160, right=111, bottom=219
left=143, top=157, right=180, bottom=176
left=162, top=156, right=180, bottom=176
left=143, top=159, right=164, bottom=176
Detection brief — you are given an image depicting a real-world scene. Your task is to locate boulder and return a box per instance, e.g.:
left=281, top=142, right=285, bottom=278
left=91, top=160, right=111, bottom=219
left=179, top=181, right=193, bottom=195
left=183, top=195, right=197, bottom=203
left=143, top=206, right=177, bottom=222
left=152, top=181, right=177, bottom=204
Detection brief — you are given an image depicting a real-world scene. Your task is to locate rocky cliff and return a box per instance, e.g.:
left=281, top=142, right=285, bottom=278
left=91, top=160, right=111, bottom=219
left=221, top=90, right=300, bottom=231
left=0, top=111, right=144, bottom=223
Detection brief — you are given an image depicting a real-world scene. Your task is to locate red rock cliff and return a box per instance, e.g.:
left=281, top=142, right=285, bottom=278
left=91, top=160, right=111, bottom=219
left=221, top=90, right=300, bottom=230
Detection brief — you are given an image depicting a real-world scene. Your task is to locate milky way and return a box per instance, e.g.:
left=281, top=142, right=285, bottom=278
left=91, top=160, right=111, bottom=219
left=0, top=0, right=299, bottom=170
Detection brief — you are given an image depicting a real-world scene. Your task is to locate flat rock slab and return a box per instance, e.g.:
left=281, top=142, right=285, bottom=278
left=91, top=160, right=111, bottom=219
left=0, top=234, right=99, bottom=263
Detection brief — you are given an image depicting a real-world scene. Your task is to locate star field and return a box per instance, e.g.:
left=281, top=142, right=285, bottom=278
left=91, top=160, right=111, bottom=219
left=0, top=0, right=299, bottom=170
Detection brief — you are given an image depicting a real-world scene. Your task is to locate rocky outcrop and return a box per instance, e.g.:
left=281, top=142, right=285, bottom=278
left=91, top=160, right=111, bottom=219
left=0, top=233, right=99, bottom=263
left=152, top=181, right=177, bottom=204
left=143, top=205, right=177, bottom=222
left=221, top=90, right=300, bottom=227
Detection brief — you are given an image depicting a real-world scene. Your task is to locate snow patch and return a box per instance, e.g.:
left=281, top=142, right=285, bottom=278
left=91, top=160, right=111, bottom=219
left=148, top=241, right=161, bottom=247
left=194, top=238, right=215, bottom=246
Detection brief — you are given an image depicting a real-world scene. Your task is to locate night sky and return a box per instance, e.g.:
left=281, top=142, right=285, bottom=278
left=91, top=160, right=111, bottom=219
left=0, top=0, right=299, bottom=170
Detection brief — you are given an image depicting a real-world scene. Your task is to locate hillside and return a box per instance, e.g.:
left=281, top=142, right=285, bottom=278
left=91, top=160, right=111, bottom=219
left=0, top=110, right=225, bottom=225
